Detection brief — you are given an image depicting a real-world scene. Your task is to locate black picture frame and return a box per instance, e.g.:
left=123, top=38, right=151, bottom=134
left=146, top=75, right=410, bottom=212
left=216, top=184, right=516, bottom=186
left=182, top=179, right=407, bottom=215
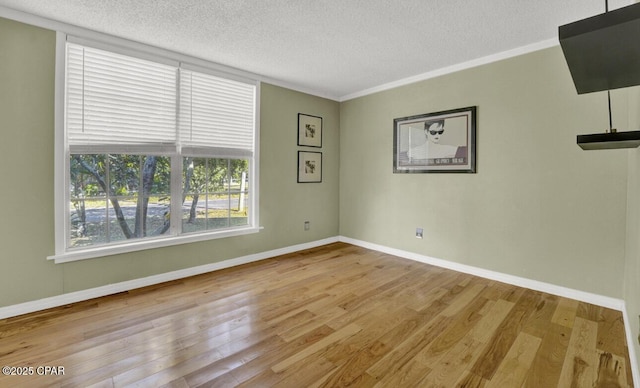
left=393, top=106, right=477, bottom=173
left=298, top=113, right=323, bottom=148
left=297, top=151, right=322, bottom=183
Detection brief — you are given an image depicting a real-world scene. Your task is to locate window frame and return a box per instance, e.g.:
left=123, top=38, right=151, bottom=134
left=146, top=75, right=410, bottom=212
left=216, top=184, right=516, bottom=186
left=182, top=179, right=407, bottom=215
left=50, top=32, right=261, bottom=264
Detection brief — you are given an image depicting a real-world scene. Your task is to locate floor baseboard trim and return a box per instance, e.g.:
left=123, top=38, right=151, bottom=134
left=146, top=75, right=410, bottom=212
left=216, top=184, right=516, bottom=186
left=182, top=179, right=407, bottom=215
left=621, top=302, right=640, bottom=386
left=0, top=237, right=339, bottom=320
left=5, top=237, right=621, bottom=315
left=339, top=236, right=625, bottom=311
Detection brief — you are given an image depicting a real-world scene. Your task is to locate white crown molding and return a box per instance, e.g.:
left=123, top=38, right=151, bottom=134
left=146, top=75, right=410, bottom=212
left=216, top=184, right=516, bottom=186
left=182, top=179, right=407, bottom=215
left=339, top=38, right=559, bottom=102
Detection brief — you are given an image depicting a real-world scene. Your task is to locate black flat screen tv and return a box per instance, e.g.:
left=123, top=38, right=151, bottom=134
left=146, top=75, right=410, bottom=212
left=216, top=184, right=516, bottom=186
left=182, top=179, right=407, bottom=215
left=559, top=2, right=640, bottom=94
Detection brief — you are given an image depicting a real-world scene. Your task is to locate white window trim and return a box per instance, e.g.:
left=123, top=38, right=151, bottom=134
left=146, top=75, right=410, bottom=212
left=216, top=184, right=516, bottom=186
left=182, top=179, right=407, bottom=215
left=49, top=227, right=262, bottom=264
left=51, top=31, right=261, bottom=264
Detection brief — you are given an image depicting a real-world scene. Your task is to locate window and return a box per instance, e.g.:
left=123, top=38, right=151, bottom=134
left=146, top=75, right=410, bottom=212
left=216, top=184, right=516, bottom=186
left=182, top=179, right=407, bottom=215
left=54, top=37, right=259, bottom=262
left=182, top=157, right=250, bottom=233
left=69, top=154, right=172, bottom=248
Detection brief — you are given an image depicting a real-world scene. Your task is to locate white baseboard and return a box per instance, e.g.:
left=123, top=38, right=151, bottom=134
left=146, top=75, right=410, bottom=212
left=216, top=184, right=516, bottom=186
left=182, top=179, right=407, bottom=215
left=621, top=302, right=640, bottom=387
left=2, top=235, right=624, bottom=317
left=338, top=236, right=625, bottom=310
left=0, top=237, right=339, bottom=320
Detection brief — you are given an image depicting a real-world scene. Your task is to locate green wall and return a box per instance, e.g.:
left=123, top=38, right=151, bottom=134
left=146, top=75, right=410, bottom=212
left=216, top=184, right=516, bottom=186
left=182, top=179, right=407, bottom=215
left=339, top=46, right=630, bottom=299
left=0, top=17, right=340, bottom=306
left=0, top=16, right=62, bottom=305
left=625, top=88, right=640, bottom=372
left=3, top=9, right=639, bottom=377
left=1, top=15, right=637, bottom=344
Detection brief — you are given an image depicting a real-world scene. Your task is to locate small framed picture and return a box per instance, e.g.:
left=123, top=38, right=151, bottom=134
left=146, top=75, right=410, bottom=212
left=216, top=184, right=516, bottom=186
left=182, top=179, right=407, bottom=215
left=298, top=151, right=322, bottom=183
left=298, top=113, right=323, bottom=148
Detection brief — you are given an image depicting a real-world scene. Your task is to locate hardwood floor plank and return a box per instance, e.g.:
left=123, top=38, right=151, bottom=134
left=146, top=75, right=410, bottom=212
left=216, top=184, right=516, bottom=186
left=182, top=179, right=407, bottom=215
left=227, top=325, right=337, bottom=385
left=413, top=296, right=487, bottom=367
left=455, top=371, right=489, bottom=387
left=318, top=305, right=434, bottom=385
left=485, top=332, right=542, bottom=387
left=372, top=356, right=432, bottom=387
left=181, top=335, right=284, bottom=387
left=552, top=297, right=580, bottom=328
left=158, top=377, right=191, bottom=388
left=267, top=355, right=336, bottom=388
left=365, top=314, right=452, bottom=380
left=558, top=316, right=599, bottom=387
left=597, top=307, right=631, bottom=359
left=94, top=339, right=225, bottom=387
left=271, top=323, right=362, bottom=373
left=380, top=296, right=491, bottom=387
left=0, top=242, right=633, bottom=387
left=278, top=306, right=346, bottom=342
left=318, top=340, right=388, bottom=387
left=405, top=287, right=449, bottom=313
left=420, top=298, right=517, bottom=387
left=469, top=289, right=543, bottom=380
left=468, top=299, right=515, bottom=343
left=522, top=292, right=560, bottom=338
left=323, top=306, right=417, bottom=364
left=522, top=322, right=570, bottom=388
left=440, top=283, right=487, bottom=317
left=421, top=339, right=485, bottom=388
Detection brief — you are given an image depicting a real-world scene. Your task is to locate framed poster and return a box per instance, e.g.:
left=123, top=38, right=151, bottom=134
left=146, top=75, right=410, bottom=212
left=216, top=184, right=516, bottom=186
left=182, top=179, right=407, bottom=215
left=393, top=106, right=476, bottom=173
left=297, top=151, right=322, bottom=183
left=298, top=113, right=323, bottom=148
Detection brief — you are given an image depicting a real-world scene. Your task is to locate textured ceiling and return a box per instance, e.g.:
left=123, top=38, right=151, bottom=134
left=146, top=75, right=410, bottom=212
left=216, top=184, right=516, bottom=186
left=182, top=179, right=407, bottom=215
left=0, top=0, right=634, bottom=100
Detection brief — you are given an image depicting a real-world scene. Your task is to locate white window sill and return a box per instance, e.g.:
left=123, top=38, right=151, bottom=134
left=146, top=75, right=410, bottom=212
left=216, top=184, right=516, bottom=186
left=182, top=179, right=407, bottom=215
left=47, top=226, right=262, bottom=264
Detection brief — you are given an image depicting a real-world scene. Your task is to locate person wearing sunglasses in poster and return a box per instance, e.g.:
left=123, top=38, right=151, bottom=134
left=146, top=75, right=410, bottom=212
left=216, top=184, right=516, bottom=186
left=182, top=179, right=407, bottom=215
left=407, top=118, right=462, bottom=164
left=423, top=119, right=459, bottom=160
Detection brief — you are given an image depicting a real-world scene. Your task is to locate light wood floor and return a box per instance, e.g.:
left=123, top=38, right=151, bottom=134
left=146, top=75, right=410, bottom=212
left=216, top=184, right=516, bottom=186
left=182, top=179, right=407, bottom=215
left=0, top=242, right=634, bottom=387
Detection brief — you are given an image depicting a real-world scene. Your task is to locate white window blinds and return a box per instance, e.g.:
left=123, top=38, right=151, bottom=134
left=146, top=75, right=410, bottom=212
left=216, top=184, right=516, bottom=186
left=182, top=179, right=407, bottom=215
left=179, top=70, right=256, bottom=158
left=65, top=41, right=256, bottom=157
left=65, top=43, right=177, bottom=149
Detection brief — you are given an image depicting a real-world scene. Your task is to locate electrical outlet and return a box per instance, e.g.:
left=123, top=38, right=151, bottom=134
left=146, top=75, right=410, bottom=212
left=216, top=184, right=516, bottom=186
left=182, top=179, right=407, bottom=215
left=416, top=228, right=423, bottom=239
left=304, top=221, right=310, bottom=231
